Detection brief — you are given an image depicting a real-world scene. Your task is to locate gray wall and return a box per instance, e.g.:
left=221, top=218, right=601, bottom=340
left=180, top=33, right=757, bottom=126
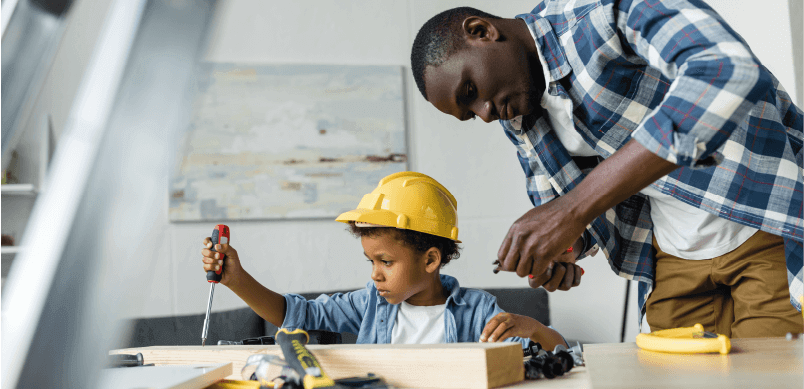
left=15, top=0, right=800, bottom=345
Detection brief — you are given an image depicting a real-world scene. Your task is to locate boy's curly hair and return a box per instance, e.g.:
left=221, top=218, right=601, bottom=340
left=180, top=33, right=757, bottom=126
left=347, top=222, right=461, bottom=267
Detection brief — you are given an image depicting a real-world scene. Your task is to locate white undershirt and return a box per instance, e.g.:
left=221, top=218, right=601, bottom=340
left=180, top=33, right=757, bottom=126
left=390, top=301, right=446, bottom=344
left=531, top=40, right=757, bottom=260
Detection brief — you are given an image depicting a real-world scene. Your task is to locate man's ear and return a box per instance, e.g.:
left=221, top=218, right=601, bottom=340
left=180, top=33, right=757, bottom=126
left=424, top=247, right=443, bottom=273
left=462, top=16, right=500, bottom=44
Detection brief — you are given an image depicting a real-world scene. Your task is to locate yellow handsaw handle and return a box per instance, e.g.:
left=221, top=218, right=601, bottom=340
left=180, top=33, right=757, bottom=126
left=636, top=323, right=731, bottom=354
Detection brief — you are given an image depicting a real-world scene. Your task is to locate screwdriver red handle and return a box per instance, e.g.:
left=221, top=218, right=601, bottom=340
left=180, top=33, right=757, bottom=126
left=207, top=224, right=229, bottom=283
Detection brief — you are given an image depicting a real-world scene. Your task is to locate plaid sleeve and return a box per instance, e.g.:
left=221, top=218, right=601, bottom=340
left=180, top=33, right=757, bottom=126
left=613, top=0, right=773, bottom=168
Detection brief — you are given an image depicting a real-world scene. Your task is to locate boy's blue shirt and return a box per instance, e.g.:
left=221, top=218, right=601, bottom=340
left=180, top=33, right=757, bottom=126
left=281, top=274, right=555, bottom=348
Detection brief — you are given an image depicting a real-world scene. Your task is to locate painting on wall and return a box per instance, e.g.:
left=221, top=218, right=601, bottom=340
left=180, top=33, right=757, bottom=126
left=169, top=63, right=408, bottom=221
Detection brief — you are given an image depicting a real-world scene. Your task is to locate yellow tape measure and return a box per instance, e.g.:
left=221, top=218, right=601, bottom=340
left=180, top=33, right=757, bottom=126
left=636, top=323, right=731, bottom=354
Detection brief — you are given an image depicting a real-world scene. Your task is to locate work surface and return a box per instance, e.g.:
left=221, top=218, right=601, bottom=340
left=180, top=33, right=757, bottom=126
left=581, top=337, right=803, bottom=389
left=113, top=337, right=803, bottom=389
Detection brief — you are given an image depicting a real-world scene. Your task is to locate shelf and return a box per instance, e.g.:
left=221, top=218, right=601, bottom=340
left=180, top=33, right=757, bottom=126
left=1, top=184, right=37, bottom=196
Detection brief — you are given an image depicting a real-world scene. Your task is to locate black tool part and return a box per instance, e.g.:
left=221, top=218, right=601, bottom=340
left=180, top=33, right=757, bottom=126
left=524, top=349, right=573, bottom=380
left=241, top=336, right=276, bottom=345
left=554, top=350, right=575, bottom=373
left=524, top=342, right=543, bottom=357
left=107, top=353, right=144, bottom=368
left=524, top=360, right=542, bottom=380
left=547, top=355, right=564, bottom=377
left=206, top=226, right=226, bottom=283
left=537, top=354, right=562, bottom=378
left=335, top=373, right=382, bottom=387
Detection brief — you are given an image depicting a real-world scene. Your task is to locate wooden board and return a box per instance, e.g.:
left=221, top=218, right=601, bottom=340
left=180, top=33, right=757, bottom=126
left=96, top=363, right=231, bottom=389
left=583, top=337, right=803, bottom=388
left=111, top=343, right=524, bottom=389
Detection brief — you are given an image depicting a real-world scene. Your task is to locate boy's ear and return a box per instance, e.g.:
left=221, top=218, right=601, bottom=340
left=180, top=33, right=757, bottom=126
left=461, top=16, right=500, bottom=44
left=424, top=247, right=442, bottom=273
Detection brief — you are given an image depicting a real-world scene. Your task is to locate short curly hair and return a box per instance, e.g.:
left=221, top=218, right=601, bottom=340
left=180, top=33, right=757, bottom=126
left=410, top=7, right=501, bottom=100
left=347, top=222, right=461, bottom=267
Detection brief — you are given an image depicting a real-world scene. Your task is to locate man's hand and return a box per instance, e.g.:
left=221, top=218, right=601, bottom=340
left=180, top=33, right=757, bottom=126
left=528, top=262, right=583, bottom=292
left=497, top=197, right=586, bottom=278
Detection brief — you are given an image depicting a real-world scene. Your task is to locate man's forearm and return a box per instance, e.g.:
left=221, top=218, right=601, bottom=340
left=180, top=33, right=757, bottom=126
left=566, top=138, right=680, bottom=225
left=226, top=271, right=287, bottom=328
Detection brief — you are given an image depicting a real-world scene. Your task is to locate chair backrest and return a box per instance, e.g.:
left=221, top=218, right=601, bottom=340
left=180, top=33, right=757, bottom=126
left=484, top=287, right=550, bottom=326
left=124, top=307, right=265, bottom=348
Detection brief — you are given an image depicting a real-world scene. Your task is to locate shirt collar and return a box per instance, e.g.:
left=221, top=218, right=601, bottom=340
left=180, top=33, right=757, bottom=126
left=515, top=13, right=572, bottom=83
left=440, top=274, right=466, bottom=306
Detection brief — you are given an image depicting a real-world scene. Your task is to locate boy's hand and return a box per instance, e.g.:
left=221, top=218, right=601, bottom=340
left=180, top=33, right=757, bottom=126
left=201, top=238, right=244, bottom=287
left=480, top=312, right=540, bottom=343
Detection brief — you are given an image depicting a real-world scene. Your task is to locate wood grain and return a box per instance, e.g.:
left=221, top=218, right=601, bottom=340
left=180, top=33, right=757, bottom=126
left=111, top=342, right=525, bottom=389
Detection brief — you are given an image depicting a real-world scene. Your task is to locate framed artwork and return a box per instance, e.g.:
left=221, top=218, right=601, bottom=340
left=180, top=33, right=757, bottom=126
left=169, top=63, right=408, bottom=221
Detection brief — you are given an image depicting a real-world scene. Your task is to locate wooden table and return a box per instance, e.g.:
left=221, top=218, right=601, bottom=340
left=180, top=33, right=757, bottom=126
left=117, top=338, right=802, bottom=389
left=584, top=337, right=802, bottom=388
left=481, top=337, right=803, bottom=389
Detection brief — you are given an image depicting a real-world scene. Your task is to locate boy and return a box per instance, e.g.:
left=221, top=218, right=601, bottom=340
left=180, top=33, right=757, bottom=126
left=201, top=171, right=576, bottom=349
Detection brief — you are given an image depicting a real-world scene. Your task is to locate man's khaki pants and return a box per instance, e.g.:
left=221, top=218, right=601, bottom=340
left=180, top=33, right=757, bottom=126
left=645, top=230, right=803, bottom=337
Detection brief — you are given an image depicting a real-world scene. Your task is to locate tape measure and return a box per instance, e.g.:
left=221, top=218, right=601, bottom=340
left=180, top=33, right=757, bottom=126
left=635, top=323, right=731, bottom=354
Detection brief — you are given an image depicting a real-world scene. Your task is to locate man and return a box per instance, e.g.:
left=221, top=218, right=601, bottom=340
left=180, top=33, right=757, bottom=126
left=411, top=0, right=803, bottom=337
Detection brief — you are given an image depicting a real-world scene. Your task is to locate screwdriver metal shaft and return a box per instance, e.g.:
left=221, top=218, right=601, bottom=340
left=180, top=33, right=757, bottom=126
left=201, top=282, right=215, bottom=346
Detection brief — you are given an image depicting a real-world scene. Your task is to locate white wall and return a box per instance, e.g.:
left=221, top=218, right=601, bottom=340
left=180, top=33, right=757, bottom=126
left=18, top=0, right=798, bottom=345
left=706, top=0, right=798, bottom=106
left=136, top=0, right=631, bottom=344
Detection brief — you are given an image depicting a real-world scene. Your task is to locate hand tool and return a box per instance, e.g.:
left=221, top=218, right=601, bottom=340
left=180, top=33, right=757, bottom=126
left=523, top=342, right=576, bottom=380
left=106, top=353, right=153, bottom=368
left=202, top=224, right=229, bottom=346
left=635, top=323, right=731, bottom=354
left=275, top=328, right=339, bottom=389
left=274, top=328, right=395, bottom=389
left=217, top=336, right=276, bottom=346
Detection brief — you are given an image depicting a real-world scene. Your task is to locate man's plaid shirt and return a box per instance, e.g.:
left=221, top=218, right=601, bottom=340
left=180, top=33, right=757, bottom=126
left=500, top=0, right=803, bottom=328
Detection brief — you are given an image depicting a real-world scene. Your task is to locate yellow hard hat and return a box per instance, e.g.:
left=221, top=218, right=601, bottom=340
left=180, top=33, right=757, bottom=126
left=336, top=171, right=460, bottom=242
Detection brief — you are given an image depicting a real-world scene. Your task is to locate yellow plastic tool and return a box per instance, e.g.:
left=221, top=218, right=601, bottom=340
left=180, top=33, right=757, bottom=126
left=206, top=379, right=267, bottom=388
left=636, top=323, right=731, bottom=354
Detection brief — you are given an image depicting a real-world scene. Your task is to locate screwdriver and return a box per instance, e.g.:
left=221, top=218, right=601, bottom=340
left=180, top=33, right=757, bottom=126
left=202, top=224, right=229, bottom=346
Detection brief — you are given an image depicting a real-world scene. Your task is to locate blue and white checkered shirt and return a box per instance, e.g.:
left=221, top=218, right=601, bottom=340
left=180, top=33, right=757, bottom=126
left=501, top=0, right=803, bottom=328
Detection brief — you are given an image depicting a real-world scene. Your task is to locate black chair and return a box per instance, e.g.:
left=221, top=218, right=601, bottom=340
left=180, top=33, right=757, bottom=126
left=122, top=287, right=549, bottom=347
left=124, top=306, right=264, bottom=348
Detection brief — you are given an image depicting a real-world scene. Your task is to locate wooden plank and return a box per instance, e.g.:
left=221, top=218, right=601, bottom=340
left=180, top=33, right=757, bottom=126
left=111, top=343, right=524, bottom=389
left=583, top=337, right=803, bottom=389
left=96, top=362, right=231, bottom=389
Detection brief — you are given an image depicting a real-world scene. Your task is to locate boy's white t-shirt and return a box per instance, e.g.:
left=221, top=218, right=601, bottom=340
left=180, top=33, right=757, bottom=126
left=528, top=40, right=757, bottom=260
left=390, top=301, right=446, bottom=344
